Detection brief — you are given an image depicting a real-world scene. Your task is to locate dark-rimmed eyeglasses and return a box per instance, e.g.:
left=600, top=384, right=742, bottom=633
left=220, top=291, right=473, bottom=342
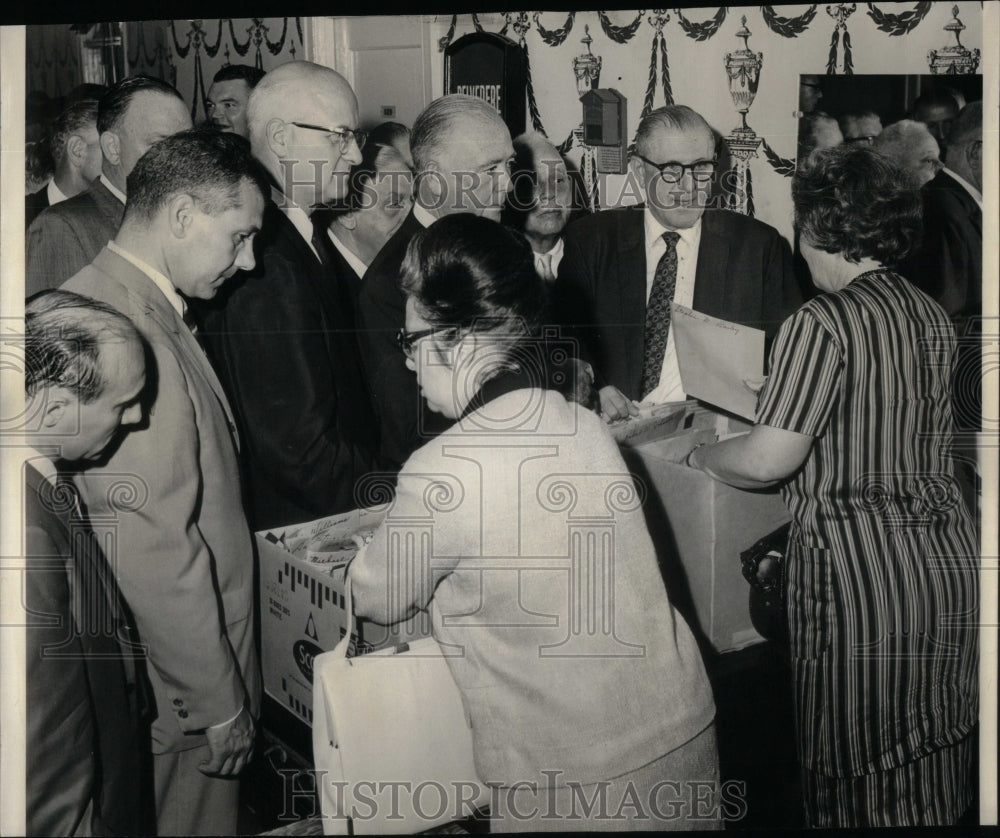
left=634, top=154, right=718, bottom=184
left=396, top=326, right=459, bottom=359
left=290, top=121, right=367, bottom=153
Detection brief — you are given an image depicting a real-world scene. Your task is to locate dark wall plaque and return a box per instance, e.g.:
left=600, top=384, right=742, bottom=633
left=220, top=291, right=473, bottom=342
left=444, top=32, right=527, bottom=138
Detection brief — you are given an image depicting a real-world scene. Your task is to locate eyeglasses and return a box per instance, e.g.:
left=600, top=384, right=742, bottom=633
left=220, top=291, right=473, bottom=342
left=290, top=121, right=367, bottom=152
left=396, top=326, right=459, bottom=359
left=634, top=154, right=718, bottom=184
left=844, top=135, right=877, bottom=145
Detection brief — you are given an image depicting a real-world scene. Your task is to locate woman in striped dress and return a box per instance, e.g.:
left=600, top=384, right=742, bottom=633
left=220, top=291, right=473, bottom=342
left=688, top=145, right=978, bottom=827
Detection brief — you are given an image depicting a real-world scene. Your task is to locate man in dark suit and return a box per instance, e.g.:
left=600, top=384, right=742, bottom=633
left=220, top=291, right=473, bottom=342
left=904, top=101, right=983, bottom=516
left=358, top=94, right=515, bottom=466
left=555, top=105, right=801, bottom=421
left=23, top=289, right=148, bottom=837
left=199, top=61, right=385, bottom=530
left=26, top=75, right=191, bottom=296
left=62, top=129, right=267, bottom=836
left=25, top=99, right=103, bottom=228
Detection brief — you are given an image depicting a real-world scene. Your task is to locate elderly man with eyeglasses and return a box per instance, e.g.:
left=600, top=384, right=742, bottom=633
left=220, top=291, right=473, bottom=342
left=554, top=105, right=801, bottom=421
left=199, top=60, right=387, bottom=531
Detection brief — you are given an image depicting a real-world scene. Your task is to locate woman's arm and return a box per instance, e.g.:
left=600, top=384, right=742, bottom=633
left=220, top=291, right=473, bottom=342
left=689, top=423, right=815, bottom=489
left=348, top=466, right=464, bottom=626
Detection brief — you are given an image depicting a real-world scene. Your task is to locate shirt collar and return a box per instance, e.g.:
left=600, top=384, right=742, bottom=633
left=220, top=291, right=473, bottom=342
left=107, top=240, right=187, bottom=317
left=327, top=229, right=369, bottom=280
left=47, top=178, right=70, bottom=205
left=100, top=173, right=127, bottom=205
left=272, top=186, right=320, bottom=257
left=942, top=166, right=983, bottom=209
left=412, top=202, right=436, bottom=229
left=643, top=207, right=701, bottom=249
left=535, top=237, right=565, bottom=261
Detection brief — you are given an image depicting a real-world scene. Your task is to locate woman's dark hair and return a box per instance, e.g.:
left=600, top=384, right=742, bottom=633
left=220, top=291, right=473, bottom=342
left=793, top=144, right=922, bottom=266
left=401, top=214, right=546, bottom=339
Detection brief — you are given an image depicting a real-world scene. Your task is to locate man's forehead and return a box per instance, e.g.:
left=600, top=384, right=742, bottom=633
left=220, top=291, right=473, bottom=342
left=209, top=79, right=251, bottom=101
left=643, top=125, right=714, bottom=155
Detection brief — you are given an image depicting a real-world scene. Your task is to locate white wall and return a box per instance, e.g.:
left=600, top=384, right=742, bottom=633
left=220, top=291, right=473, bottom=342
left=318, top=5, right=985, bottom=244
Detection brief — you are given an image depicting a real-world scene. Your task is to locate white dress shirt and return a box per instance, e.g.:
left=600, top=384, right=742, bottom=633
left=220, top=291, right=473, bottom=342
left=942, top=166, right=983, bottom=210
left=533, top=237, right=564, bottom=282
left=107, top=240, right=187, bottom=318
left=640, top=208, right=702, bottom=406
left=99, top=174, right=126, bottom=205
left=46, top=178, right=70, bottom=206
left=412, top=201, right=436, bottom=229
left=327, top=229, right=369, bottom=280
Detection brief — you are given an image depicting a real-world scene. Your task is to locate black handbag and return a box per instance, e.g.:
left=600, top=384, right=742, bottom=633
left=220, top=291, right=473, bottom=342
left=740, top=522, right=791, bottom=643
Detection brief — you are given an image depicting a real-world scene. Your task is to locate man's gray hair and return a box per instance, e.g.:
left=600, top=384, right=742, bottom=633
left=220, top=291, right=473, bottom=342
left=50, top=99, right=99, bottom=166
left=410, top=94, right=503, bottom=173
left=633, top=105, right=715, bottom=157
left=948, top=101, right=982, bottom=149
left=26, top=289, right=142, bottom=403
left=872, top=119, right=935, bottom=160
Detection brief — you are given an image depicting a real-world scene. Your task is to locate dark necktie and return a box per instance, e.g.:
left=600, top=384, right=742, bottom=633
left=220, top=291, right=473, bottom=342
left=311, top=212, right=336, bottom=268
left=640, top=231, right=680, bottom=399
left=181, top=306, right=199, bottom=335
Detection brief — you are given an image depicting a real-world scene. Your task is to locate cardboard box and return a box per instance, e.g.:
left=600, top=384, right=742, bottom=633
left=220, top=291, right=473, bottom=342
left=621, top=410, right=791, bottom=654
left=257, top=508, right=431, bottom=728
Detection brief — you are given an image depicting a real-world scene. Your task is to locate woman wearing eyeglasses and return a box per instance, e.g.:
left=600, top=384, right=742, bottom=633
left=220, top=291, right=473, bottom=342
left=689, top=146, right=978, bottom=827
left=349, top=214, right=719, bottom=831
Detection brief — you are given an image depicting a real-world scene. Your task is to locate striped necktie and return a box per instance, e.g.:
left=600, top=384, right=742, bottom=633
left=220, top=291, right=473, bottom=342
left=640, top=231, right=680, bottom=399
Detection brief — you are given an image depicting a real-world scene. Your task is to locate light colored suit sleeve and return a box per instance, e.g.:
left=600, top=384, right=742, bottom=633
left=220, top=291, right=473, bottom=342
left=76, top=334, right=246, bottom=735
left=26, top=212, right=93, bottom=297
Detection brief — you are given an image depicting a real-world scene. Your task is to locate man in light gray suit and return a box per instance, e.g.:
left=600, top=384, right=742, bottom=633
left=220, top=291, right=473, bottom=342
left=27, top=75, right=191, bottom=296
left=62, top=128, right=267, bottom=835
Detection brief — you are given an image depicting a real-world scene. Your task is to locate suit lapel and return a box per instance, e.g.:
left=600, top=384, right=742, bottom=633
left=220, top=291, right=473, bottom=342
left=91, top=249, right=241, bottom=449
left=90, top=179, right=126, bottom=231
left=617, top=210, right=648, bottom=397
left=692, top=211, right=732, bottom=315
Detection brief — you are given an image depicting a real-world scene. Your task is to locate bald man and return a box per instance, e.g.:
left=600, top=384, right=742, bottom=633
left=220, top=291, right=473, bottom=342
left=505, top=131, right=574, bottom=281
left=199, top=61, right=385, bottom=530
left=872, top=120, right=942, bottom=188
left=357, top=94, right=515, bottom=466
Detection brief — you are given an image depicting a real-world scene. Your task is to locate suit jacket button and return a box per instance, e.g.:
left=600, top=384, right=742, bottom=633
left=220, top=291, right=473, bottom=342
left=173, top=698, right=183, bottom=706
left=178, top=709, right=189, bottom=719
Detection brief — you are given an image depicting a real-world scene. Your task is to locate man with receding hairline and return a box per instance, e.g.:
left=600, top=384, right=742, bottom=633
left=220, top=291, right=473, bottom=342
left=872, top=119, right=942, bottom=188
left=24, top=289, right=148, bottom=837
left=27, top=75, right=192, bottom=296
left=200, top=61, right=384, bottom=530
left=62, top=128, right=267, bottom=835
left=357, top=94, right=516, bottom=466
left=555, top=104, right=800, bottom=422
left=505, top=130, right=574, bottom=281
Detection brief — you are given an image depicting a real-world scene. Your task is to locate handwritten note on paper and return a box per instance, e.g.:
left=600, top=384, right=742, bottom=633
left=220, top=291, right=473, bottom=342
left=671, top=304, right=765, bottom=420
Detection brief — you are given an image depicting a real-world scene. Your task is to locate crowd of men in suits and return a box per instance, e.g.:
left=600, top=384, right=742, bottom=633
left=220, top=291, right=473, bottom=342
left=22, top=61, right=982, bottom=835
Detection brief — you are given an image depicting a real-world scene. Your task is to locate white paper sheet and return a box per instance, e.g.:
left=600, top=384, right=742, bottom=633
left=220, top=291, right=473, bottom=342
left=671, top=304, right=765, bottom=420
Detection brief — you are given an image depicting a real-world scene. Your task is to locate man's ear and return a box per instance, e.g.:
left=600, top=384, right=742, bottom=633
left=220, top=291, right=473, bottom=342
left=419, top=160, right=445, bottom=205
left=66, top=134, right=87, bottom=167
left=967, top=139, right=982, bottom=180
left=35, top=387, right=72, bottom=429
left=265, top=117, right=287, bottom=158
left=99, top=130, right=120, bottom=166
left=335, top=212, right=357, bottom=232
left=166, top=193, right=197, bottom=238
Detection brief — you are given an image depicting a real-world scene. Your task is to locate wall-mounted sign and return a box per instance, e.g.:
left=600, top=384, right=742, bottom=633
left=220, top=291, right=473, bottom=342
left=444, top=31, right=527, bottom=138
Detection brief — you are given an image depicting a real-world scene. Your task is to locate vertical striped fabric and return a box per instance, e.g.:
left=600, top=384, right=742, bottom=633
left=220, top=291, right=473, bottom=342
left=755, top=270, right=979, bottom=825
